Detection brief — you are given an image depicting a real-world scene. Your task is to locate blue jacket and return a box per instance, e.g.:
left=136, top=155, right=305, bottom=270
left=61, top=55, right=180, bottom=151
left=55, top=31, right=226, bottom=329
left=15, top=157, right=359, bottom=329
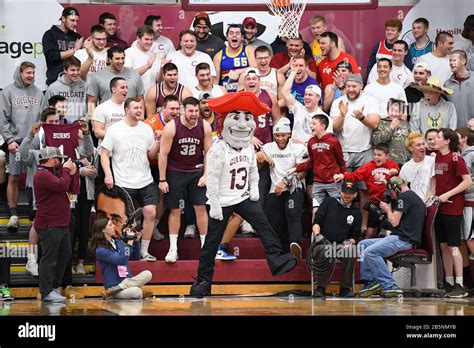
left=96, top=238, right=141, bottom=289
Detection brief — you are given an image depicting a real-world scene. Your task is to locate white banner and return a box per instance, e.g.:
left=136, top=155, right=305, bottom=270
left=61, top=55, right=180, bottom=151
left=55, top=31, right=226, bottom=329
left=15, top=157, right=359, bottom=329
left=0, top=0, right=64, bottom=90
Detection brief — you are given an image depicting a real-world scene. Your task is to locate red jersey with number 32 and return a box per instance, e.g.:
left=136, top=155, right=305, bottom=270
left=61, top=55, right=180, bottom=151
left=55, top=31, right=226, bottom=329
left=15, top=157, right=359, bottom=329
left=168, top=117, right=204, bottom=172
left=435, top=151, right=469, bottom=215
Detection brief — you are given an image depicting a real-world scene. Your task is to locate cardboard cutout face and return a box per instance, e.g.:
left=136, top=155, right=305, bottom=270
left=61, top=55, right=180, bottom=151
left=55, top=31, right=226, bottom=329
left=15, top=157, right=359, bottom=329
left=221, top=110, right=256, bottom=149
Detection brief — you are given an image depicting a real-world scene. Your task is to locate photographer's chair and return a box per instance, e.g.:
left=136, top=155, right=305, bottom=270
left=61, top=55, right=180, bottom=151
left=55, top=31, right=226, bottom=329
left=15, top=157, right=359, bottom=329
left=387, top=204, right=443, bottom=297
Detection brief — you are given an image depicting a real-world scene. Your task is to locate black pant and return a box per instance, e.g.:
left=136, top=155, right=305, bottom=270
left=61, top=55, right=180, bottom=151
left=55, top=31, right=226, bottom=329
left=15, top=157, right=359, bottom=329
left=264, top=190, right=305, bottom=252
left=0, top=258, right=11, bottom=286
left=318, top=254, right=355, bottom=289
left=37, top=227, right=71, bottom=297
left=197, top=199, right=289, bottom=282
left=258, top=165, right=271, bottom=208
left=76, top=178, right=93, bottom=260
left=62, top=209, right=77, bottom=288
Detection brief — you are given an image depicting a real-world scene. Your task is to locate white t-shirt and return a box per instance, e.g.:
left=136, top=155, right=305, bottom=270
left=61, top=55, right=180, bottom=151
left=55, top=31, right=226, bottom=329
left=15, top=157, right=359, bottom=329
left=262, top=141, right=307, bottom=193
left=417, top=53, right=451, bottom=85
left=124, top=46, right=161, bottom=95
left=92, top=99, right=125, bottom=150
left=101, top=120, right=154, bottom=189
left=191, top=84, right=225, bottom=99
left=453, top=34, right=474, bottom=71
left=330, top=92, right=381, bottom=153
left=367, top=64, right=414, bottom=89
left=132, top=35, right=176, bottom=58
left=167, top=50, right=216, bottom=91
left=75, top=48, right=108, bottom=83
left=364, top=81, right=407, bottom=118
left=399, top=156, right=435, bottom=200
left=290, top=102, right=333, bottom=145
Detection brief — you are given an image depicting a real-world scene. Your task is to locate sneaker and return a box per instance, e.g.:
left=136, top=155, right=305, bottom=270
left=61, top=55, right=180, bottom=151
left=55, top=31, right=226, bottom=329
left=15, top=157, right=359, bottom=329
left=25, top=260, right=39, bottom=277
left=290, top=242, right=302, bottom=261
left=152, top=226, right=165, bottom=241
left=313, top=286, right=326, bottom=298
left=215, top=248, right=237, bottom=261
left=142, top=289, right=153, bottom=299
left=339, top=287, right=356, bottom=298
left=469, top=254, right=474, bottom=261
left=241, top=220, right=255, bottom=234
left=190, top=278, right=211, bottom=298
left=443, top=282, right=454, bottom=295
left=165, top=249, right=178, bottom=263
left=0, top=286, right=14, bottom=302
left=141, top=253, right=157, bottom=262
left=359, top=281, right=382, bottom=298
left=382, top=285, right=404, bottom=298
left=6, top=215, right=19, bottom=229
left=447, top=283, right=468, bottom=298
left=184, top=224, right=196, bottom=239
left=75, top=264, right=86, bottom=275
left=42, top=290, right=66, bottom=303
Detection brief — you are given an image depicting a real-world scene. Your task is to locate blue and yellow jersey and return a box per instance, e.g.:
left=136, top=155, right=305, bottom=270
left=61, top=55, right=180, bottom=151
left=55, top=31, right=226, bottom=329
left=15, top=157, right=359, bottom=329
left=216, top=45, right=251, bottom=92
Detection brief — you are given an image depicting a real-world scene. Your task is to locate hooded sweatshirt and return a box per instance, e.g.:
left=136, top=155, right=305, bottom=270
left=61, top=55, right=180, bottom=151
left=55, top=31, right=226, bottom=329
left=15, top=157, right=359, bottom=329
left=296, top=132, right=346, bottom=183
left=42, top=25, right=82, bottom=85
left=444, top=71, right=474, bottom=129
left=45, top=73, right=88, bottom=122
left=409, top=97, right=457, bottom=135
left=461, top=146, right=474, bottom=203
left=0, top=67, right=45, bottom=145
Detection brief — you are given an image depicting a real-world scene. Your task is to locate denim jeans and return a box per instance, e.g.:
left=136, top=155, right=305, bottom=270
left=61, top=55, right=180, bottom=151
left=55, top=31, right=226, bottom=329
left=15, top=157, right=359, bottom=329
left=359, top=235, right=412, bottom=290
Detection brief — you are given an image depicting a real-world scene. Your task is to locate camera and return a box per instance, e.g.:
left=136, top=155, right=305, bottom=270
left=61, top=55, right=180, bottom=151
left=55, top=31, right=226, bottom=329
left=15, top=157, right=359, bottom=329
left=64, top=157, right=84, bottom=168
left=120, top=208, right=144, bottom=242
left=363, top=200, right=387, bottom=222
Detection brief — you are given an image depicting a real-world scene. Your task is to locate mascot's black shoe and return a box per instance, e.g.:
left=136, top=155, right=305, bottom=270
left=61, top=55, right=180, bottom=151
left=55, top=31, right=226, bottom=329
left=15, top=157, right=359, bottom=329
left=190, top=279, right=212, bottom=298
left=272, top=254, right=298, bottom=276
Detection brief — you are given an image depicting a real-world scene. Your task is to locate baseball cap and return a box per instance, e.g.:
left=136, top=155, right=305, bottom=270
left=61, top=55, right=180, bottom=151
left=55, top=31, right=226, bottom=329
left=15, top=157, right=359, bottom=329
left=243, top=67, right=260, bottom=78
left=38, top=147, right=68, bottom=162
left=273, top=117, right=291, bottom=134
left=243, top=17, right=257, bottom=28
left=346, top=74, right=363, bottom=85
left=198, top=92, right=211, bottom=101
left=60, top=7, right=79, bottom=20
left=305, top=84, right=322, bottom=96
left=193, top=12, right=211, bottom=28
left=341, top=180, right=357, bottom=194
left=413, top=61, right=431, bottom=72
left=335, top=60, right=353, bottom=72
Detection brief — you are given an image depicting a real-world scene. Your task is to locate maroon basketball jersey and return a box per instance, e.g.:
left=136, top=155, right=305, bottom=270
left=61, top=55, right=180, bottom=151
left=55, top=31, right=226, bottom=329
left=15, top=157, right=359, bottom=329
left=155, top=82, right=185, bottom=111
left=254, top=90, right=273, bottom=145
left=42, top=123, right=80, bottom=194
left=168, top=117, right=205, bottom=172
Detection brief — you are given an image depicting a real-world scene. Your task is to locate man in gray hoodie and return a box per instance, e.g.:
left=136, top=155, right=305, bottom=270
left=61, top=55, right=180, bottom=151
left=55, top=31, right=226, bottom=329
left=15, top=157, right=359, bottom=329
left=0, top=61, right=45, bottom=229
left=45, top=56, right=87, bottom=123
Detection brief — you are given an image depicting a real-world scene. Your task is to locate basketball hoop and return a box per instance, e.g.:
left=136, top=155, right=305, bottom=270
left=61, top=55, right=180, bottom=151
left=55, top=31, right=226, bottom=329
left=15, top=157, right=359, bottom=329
left=265, top=0, right=307, bottom=39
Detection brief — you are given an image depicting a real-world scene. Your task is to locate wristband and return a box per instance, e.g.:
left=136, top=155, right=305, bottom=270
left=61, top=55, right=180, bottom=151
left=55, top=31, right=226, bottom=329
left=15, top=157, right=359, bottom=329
left=359, top=115, right=365, bottom=122
left=159, top=179, right=166, bottom=182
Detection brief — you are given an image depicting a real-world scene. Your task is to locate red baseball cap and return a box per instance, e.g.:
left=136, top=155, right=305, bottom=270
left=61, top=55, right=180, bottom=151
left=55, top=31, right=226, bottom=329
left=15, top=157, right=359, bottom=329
left=242, top=17, right=257, bottom=28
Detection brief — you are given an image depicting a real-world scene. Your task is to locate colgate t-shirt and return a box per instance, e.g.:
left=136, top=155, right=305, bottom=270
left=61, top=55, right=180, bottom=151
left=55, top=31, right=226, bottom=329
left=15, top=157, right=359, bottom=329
left=435, top=151, right=469, bottom=215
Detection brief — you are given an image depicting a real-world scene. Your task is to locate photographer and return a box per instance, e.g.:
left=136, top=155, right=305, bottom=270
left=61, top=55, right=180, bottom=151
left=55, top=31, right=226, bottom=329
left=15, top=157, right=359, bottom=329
left=358, top=177, right=426, bottom=298
left=34, top=147, right=76, bottom=302
left=91, top=218, right=152, bottom=300
left=311, top=181, right=361, bottom=298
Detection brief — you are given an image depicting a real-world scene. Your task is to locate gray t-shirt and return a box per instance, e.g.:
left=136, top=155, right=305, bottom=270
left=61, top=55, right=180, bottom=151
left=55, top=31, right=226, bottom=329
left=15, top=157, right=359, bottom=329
left=196, top=35, right=226, bottom=59
left=87, top=67, right=145, bottom=105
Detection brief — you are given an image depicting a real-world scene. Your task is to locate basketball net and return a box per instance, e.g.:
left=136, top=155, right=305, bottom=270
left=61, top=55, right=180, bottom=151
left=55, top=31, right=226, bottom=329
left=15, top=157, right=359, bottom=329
left=265, top=0, right=307, bottom=39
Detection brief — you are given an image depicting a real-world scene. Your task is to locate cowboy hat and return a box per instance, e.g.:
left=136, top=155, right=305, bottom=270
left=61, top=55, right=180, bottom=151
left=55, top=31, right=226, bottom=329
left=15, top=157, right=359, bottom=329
left=415, top=76, right=453, bottom=95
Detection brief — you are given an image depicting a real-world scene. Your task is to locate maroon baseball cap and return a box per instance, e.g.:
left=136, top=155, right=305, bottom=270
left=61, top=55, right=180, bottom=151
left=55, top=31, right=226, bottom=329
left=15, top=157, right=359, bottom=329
left=242, top=17, right=257, bottom=28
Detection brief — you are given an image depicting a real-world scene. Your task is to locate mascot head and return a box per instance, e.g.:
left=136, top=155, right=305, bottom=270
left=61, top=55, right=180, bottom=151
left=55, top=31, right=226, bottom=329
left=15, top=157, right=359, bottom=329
left=208, top=91, right=271, bottom=149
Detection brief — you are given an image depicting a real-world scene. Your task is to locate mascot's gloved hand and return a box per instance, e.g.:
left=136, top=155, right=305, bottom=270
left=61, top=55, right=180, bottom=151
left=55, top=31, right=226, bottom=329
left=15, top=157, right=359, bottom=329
left=250, top=189, right=259, bottom=202
left=209, top=204, right=223, bottom=221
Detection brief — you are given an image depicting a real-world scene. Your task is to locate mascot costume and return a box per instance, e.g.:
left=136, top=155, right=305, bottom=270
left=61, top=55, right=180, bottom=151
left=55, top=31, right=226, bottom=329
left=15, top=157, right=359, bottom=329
left=190, top=92, right=298, bottom=297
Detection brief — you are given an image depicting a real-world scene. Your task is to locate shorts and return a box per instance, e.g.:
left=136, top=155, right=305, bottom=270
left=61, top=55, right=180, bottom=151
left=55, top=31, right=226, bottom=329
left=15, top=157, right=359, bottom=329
left=312, top=182, right=340, bottom=207
left=305, top=168, right=314, bottom=186
left=8, top=151, right=24, bottom=176
left=435, top=213, right=462, bottom=247
left=343, top=149, right=373, bottom=191
left=123, top=182, right=159, bottom=207
left=463, top=206, right=474, bottom=240
left=164, top=170, right=207, bottom=209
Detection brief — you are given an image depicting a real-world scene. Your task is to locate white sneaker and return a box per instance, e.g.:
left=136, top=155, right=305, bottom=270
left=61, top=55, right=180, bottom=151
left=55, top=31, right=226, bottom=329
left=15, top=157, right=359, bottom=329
left=184, top=224, right=197, bottom=239
left=7, top=215, right=19, bottom=229
left=25, top=260, right=39, bottom=276
left=141, top=253, right=157, bottom=262
left=152, top=226, right=165, bottom=241
left=241, top=220, right=255, bottom=234
left=165, top=249, right=178, bottom=263
left=469, top=254, right=474, bottom=261
left=75, top=264, right=86, bottom=275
